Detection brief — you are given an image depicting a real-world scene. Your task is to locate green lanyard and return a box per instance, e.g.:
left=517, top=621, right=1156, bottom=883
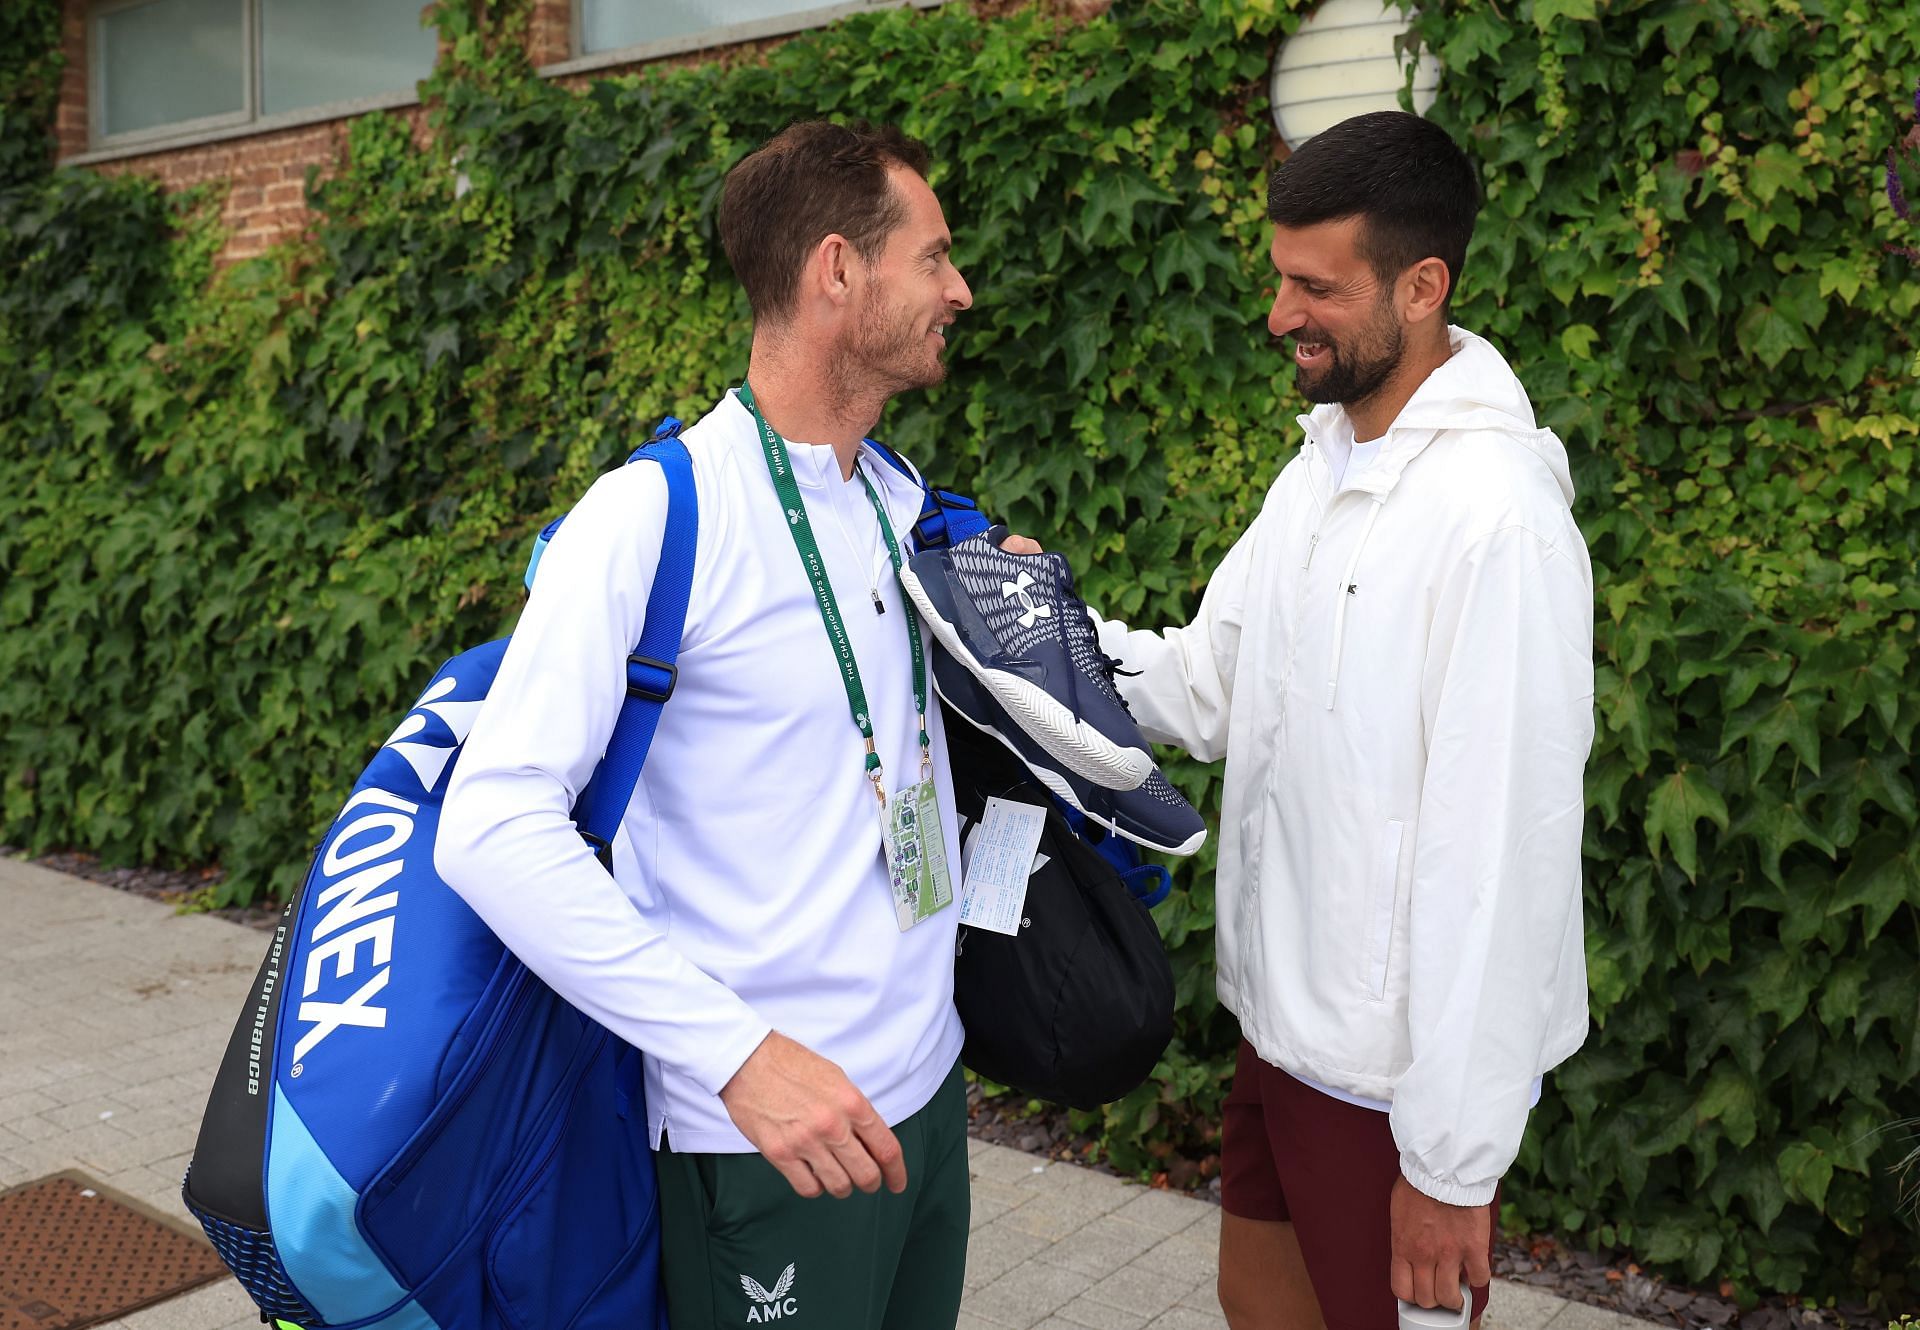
left=739, top=381, right=929, bottom=801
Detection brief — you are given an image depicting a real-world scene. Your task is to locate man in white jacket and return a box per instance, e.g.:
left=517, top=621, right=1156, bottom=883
left=437, top=121, right=1011, bottom=1329
left=1095, top=112, right=1595, bottom=1328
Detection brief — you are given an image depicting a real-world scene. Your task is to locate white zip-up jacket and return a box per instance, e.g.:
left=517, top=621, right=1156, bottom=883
left=437, top=390, right=965, bottom=1153
left=1096, top=327, right=1594, bottom=1205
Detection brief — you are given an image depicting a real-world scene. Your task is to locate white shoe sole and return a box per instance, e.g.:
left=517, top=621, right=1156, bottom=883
left=901, top=564, right=1155, bottom=792
left=933, top=675, right=1207, bottom=859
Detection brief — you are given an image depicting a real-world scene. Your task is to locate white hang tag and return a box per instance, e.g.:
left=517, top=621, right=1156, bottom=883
left=958, top=796, right=1049, bottom=937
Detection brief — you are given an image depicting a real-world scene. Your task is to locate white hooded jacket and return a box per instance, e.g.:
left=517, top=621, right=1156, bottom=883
left=1096, top=327, right=1595, bottom=1206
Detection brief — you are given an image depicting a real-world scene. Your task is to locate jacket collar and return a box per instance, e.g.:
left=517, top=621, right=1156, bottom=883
left=1294, top=325, right=1560, bottom=500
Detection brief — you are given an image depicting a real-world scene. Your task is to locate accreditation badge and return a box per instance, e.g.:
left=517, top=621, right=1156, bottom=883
left=881, top=776, right=954, bottom=932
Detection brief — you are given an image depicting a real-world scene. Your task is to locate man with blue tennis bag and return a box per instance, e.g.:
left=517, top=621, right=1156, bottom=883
left=182, top=119, right=1174, bottom=1330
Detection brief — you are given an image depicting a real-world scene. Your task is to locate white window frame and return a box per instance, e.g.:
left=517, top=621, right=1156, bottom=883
left=544, top=0, right=944, bottom=79
left=79, top=0, right=432, bottom=163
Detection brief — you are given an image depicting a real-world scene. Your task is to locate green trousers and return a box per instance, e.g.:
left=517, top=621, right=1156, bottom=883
left=654, top=1060, right=969, bottom=1330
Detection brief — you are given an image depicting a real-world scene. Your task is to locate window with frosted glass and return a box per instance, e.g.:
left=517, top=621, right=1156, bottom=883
left=580, top=0, right=836, bottom=55
left=259, top=0, right=438, bottom=118
left=97, top=0, right=245, bottom=139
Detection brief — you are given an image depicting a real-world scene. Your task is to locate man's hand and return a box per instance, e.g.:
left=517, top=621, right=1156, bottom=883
left=999, top=534, right=1043, bottom=554
left=1389, top=1175, right=1491, bottom=1311
left=718, top=1031, right=907, bottom=1200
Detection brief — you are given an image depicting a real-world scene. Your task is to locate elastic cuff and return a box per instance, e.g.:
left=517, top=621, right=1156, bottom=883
left=1399, top=1151, right=1497, bottom=1208
left=688, top=1018, right=776, bottom=1098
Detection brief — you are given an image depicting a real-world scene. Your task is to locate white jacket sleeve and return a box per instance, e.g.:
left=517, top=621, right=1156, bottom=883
left=436, top=463, right=772, bottom=1097
left=1390, top=525, right=1595, bottom=1206
left=1090, top=508, right=1264, bottom=762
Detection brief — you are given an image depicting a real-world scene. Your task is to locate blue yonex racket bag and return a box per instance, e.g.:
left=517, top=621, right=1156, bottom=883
left=181, top=430, right=695, bottom=1330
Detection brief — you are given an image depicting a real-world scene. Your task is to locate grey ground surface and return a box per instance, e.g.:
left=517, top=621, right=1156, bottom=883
left=0, top=856, right=1657, bottom=1330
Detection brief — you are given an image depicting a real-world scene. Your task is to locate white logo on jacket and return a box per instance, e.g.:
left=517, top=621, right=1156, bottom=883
left=1000, top=571, right=1051, bottom=629
left=741, top=1264, right=797, bottom=1322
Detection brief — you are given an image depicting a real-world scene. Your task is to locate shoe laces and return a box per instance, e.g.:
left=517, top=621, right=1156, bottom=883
left=1098, top=650, right=1140, bottom=716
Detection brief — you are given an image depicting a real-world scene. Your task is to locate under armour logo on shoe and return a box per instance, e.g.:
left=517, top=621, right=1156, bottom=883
left=1001, top=570, right=1052, bottom=628
left=741, top=1264, right=797, bottom=1322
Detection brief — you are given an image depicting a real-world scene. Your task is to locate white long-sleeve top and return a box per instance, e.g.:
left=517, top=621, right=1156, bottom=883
left=436, top=389, right=965, bottom=1152
left=1096, top=327, right=1595, bottom=1205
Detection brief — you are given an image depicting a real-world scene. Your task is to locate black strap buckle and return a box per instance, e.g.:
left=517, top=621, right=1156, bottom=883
left=580, top=830, right=614, bottom=872
left=625, top=653, right=678, bottom=702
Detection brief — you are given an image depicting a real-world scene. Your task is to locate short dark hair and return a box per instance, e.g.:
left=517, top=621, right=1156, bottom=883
left=718, top=119, right=933, bottom=322
left=1267, top=111, right=1481, bottom=309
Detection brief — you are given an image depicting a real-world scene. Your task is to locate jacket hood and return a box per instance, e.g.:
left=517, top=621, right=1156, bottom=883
left=1299, top=325, right=1576, bottom=505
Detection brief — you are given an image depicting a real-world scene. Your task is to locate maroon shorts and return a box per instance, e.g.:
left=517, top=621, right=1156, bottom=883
left=1220, top=1038, right=1494, bottom=1329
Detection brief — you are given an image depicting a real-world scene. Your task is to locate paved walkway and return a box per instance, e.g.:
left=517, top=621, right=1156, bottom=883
left=0, top=856, right=1653, bottom=1330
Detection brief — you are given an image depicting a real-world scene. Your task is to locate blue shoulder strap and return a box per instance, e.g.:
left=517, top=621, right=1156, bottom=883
left=863, top=437, right=991, bottom=551
left=571, top=427, right=695, bottom=868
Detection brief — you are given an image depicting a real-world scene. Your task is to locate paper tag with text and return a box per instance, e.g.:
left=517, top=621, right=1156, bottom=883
left=958, top=796, right=1049, bottom=937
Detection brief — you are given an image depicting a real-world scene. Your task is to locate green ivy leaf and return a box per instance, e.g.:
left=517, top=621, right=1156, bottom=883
left=1151, top=226, right=1233, bottom=295
left=1827, top=834, right=1920, bottom=942
left=1728, top=789, right=1838, bottom=886
left=1721, top=692, right=1823, bottom=781
left=1747, top=144, right=1809, bottom=205
left=1813, top=753, right=1917, bottom=846
left=1740, top=948, right=1818, bottom=1028
left=1560, top=323, right=1600, bottom=360
left=1707, top=1154, right=1788, bottom=1233
left=1644, top=763, right=1729, bottom=879
left=1533, top=0, right=1598, bottom=27
left=1079, top=169, right=1176, bottom=247
left=422, top=323, right=461, bottom=369
left=1439, top=11, right=1505, bottom=67
left=1061, top=312, right=1109, bottom=389
left=1778, top=1141, right=1834, bottom=1211
left=1734, top=303, right=1806, bottom=370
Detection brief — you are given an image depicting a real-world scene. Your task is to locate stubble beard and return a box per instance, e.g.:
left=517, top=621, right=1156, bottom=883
left=833, top=280, right=946, bottom=405
left=1295, top=293, right=1405, bottom=409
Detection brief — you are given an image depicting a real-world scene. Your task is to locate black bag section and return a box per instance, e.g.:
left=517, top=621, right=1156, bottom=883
left=946, top=705, right=1176, bottom=1109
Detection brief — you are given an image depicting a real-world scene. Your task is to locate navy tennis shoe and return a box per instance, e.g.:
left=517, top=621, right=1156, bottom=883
left=930, top=645, right=1206, bottom=857
left=901, top=527, right=1156, bottom=791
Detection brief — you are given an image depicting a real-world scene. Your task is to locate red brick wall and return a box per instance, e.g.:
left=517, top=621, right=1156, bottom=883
left=54, top=0, right=86, bottom=161
left=527, top=0, right=573, bottom=68
left=86, top=113, right=432, bottom=263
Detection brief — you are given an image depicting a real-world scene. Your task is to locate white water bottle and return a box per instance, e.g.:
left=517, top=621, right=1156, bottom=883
left=1397, top=1284, right=1472, bottom=1330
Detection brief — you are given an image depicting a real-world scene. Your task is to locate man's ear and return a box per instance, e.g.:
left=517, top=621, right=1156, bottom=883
left=1399, top=256, right=1452, bottom=324
left=805, top=232, right=858, bottom=310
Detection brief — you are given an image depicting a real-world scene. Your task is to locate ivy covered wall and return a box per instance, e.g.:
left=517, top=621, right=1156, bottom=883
left=2, top=0, right=1917, bottom=1307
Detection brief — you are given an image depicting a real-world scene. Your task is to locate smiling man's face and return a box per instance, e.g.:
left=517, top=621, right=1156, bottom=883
left=1265, top=216, right=1407, bottom=408
left=849, top=165, right=973, bottom=393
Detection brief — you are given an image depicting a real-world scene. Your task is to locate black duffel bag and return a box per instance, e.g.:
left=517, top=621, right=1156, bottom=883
left=945, top=707, right=1177, bottom=1110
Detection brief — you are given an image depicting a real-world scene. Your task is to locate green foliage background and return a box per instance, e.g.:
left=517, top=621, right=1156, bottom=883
left=2, top=0, right=1917, bottom=1305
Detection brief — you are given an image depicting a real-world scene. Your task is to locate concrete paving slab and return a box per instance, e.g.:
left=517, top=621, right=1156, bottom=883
left=1486, top=1278, right=1572, bottom=1330
left=1539, top=1298, right=1662, bottom=1330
